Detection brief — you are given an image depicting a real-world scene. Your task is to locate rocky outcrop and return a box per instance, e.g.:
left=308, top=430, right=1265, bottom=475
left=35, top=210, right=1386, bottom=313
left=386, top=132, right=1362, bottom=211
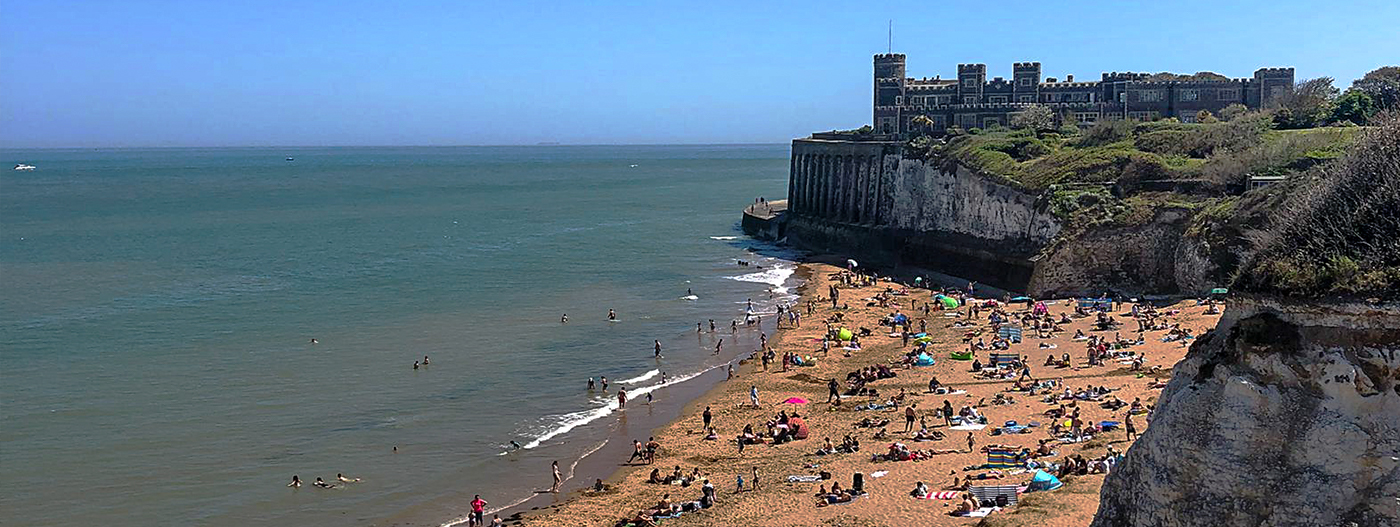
left=1028, top=207, right=1196, bottom=298
left=1091, top=297, right=1400, bottom=527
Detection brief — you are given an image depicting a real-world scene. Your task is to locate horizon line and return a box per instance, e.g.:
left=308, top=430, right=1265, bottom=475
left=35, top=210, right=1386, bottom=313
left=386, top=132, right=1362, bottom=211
left=0, top=141, right=796, bottom=151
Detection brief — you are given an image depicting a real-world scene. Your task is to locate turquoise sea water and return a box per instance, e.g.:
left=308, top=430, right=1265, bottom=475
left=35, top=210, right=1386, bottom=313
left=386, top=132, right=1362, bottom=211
left=0, top=145, right=796, bottom=526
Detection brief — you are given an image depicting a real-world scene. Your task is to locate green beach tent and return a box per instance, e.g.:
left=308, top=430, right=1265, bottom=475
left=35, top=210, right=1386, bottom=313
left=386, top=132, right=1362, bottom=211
left=939, top=296, right=959, bottom=309
left=837, top=328, right=853, bottom=341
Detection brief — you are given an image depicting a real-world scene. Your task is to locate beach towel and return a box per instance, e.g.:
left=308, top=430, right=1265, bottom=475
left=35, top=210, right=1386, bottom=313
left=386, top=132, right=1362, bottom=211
left=786, top=475, right=822, bottom=483
left=919, top=491, right=961, bottom=500
left=870, top=470, right=888, bottom=478
left=963, top=506, right=1002, bottom=517
left=934, top=388, right=968, bottom=396
left=949, top=423, right=987, bottom=431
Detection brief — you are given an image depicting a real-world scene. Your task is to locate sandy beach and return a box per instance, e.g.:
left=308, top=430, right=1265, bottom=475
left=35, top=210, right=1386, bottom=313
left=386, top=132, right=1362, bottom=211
left=500, top=261, right=1222, bottom=527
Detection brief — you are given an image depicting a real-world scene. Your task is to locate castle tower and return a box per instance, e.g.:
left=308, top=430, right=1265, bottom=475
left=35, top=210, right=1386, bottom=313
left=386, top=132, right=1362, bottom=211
left=957, top=63, right=986, bottom=104
left=874, top=53, right=907, bottom=134
left=1013, top=62, right=1041, bottom=102
left=1251, top=67, right=1296, bottom=108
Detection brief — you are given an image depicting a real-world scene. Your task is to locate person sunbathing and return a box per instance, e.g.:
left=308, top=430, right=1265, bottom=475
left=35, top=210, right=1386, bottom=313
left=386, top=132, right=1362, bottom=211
left=872, top=427, right=888, bottom=440
left=912, top=426, right=942, bottom=441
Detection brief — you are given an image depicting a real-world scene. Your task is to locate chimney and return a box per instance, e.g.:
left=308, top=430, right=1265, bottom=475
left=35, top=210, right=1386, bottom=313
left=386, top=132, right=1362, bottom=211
left=1066, top=74, right=1074, bottom=82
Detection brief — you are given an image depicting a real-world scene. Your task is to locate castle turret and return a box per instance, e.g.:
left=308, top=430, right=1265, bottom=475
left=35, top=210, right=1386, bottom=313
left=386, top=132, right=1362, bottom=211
left=874, top=53, right=907, bottom=134
left=1251, top=67, right=1296, bottom=108
left=1013, top=62, right=1041, bottom=102
left=957, top=63, right=986, bottom=104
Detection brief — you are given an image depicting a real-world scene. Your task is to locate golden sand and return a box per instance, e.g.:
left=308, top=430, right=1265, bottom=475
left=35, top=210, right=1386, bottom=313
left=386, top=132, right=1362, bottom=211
left=509, top=262, right=1218, bottom=527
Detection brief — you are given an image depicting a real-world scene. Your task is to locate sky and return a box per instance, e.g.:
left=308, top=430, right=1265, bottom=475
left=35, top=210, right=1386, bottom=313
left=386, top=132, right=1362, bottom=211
left=2, top=0, right=1398, bottom=148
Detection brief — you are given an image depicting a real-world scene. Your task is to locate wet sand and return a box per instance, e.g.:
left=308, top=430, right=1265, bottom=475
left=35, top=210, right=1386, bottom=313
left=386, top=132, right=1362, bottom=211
left=502, top=262, right=1220, bottom=527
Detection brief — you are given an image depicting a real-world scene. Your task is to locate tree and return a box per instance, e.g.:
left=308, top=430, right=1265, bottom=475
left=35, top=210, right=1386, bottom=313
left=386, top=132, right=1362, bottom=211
left=1010, top=104, right=1055, bottom=131
left=910, top=115, right=935, bottom=136
left=1275, top=77, right=1339, bottom=129
left=1350, top=66, right=1400, bottom=111
left=1219, top=103, right=1248, bottom=122
left=1197, top=109, right=1219, bottom=123
left=1332, top=90, right=1378, bottom=125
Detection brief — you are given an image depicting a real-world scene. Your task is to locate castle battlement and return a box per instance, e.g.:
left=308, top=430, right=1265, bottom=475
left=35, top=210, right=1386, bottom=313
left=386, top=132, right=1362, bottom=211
left=871, top=54, right=1294, bottom=135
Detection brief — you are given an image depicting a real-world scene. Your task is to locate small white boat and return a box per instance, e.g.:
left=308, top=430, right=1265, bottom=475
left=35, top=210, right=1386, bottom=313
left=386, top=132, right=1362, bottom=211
left=14, top=163, right=35, bottom=171
left=285, top=157, right=295, bottom=162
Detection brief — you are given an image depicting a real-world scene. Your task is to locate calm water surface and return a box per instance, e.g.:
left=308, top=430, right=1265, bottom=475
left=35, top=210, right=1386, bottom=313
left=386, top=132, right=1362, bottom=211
left=0, top=145, right=796, bottom=526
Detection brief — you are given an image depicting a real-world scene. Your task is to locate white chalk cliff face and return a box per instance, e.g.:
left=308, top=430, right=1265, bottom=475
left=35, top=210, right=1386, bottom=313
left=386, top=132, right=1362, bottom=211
left=1092, top=297, right=1400, bottom=527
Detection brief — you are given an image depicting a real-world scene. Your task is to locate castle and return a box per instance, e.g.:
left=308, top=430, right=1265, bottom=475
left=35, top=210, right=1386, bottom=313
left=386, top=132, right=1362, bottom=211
left=872, top=54, right=1294, bottom=134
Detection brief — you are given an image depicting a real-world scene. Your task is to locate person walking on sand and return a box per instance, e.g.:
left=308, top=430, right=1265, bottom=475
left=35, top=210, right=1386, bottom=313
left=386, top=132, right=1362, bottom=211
left=550, top=461, right=562, bottom=493
left=618, top=388, right=627, bottom=408
left=751, top=466, right=760, bottom=491
left=727, top=364, right=734, bottom=380
left=966, top=432, right=976, bottom=453
left=749, top=385, right=760, bottom=407
left=1125, top=412, right=1137, bottom=440
left=703, top=406, right=713, bottom=429
left=828, top=379, right=841, bottom=403
left=905, top=404, right=917, bottom=433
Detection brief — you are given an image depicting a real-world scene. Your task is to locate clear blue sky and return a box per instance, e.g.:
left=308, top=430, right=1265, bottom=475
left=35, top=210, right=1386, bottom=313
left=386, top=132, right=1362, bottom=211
left=3, top=0, right=1397, bottom=147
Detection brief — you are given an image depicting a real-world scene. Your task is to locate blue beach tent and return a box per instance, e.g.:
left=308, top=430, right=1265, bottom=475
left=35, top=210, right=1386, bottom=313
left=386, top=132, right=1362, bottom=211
left=1028, top=470, right=1063, bottom=491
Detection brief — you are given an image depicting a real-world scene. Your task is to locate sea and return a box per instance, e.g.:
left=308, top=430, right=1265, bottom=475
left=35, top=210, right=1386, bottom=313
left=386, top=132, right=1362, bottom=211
left=0, top=145, right=800, bottom=526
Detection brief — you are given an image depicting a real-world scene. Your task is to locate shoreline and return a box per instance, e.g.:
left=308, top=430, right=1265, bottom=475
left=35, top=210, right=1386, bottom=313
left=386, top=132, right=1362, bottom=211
left=469, top=266, right=812, bottom=526
left=503, top=260, right=1219, bottom=527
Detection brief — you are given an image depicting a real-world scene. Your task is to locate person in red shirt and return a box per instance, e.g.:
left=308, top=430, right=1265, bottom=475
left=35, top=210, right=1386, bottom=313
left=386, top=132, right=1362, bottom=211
left=469, top=495, right=487, bottom=526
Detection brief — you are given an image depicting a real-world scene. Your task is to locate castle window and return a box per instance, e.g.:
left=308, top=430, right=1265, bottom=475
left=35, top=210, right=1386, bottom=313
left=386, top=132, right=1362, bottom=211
left=988, top=95, right=1008, bottom=103
left=1074, top=112, right=1099, bottom=123
left=962, top=95, right=977, bottom=104
left=1018, top=95, right=1035, bottom=103
left=963, top=79, right=978, bottom=88
left=1018, top=77, right=1032, bottom=87
left=911, top=96, right=923, bottom=105
left=982, top=117, right=1002, bottom=128
left=1129, top=111, right=1159, bottom=121
left=1179, top=89, right=1199, bottom=102
left=1137, top=90, right=1164, bottom=102
left=1043, top=93, right=1060, bottom=102
left=1219, top=88, right=1239, bottom=101
left=895, top=96, right=904, bottom=105
left=1067, top=92, right=1088, bottom=102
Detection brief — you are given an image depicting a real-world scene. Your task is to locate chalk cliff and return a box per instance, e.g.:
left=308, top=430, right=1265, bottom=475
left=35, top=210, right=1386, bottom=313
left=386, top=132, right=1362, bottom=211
left=1090, top=298, right=1400, bottom=527
left=1093, top=115, right=1400, bottom=527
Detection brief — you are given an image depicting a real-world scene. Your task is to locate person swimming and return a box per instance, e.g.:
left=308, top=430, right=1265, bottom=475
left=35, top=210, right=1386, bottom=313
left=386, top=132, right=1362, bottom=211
left=313, top=477, right=335, bottom=489
left=561, top=313, right=568, bottom=323
left=337, top=473, right=361, bottom=483
left=423, top=356, right=430, bottom=365
left=413, top=361, right=419, bottom=370
left=288, top=475, right=301, bottom=488
left=608, top=309, right=616, bottom=321
left=510, top=440, right=523, bottom=450
left=309, top=338, right=318, bottom=345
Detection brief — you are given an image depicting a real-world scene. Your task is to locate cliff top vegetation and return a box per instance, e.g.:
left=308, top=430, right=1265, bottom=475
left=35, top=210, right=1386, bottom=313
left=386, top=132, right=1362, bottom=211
left=1233, top=113, right=1400, bottom=299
